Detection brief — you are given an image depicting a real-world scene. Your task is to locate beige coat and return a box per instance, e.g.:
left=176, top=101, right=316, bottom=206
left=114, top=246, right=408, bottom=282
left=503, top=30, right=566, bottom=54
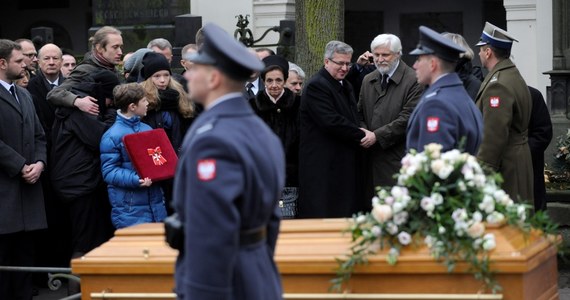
left=476, top=58, right=533, bottom=202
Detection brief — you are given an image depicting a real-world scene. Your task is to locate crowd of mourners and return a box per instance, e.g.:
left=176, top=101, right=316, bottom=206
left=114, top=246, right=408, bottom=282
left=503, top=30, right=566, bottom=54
left=0, top=20, right=553, bottom=299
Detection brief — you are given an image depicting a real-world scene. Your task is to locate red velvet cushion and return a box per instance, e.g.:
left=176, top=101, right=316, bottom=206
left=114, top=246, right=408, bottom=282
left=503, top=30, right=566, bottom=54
left=123, top=128, right=178, bottom=181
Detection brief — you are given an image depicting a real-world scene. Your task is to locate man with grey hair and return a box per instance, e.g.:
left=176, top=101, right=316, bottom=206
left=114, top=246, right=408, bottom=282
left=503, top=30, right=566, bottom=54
left=286, top=62, right=305, bottom=96
left=358, top=33, right=423, bottom=190
left=298, top=40, right=367, bottom=218
left=147, top=38, right=173, bottom=63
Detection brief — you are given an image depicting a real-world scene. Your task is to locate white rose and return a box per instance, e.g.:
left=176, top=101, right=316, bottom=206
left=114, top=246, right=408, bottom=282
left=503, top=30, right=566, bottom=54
left=452, top=208, right=467, bottom=221
left=393, top=211, right=408, bottom=225
left=371, top=225, right=382, bottom=237
left=420, top=197, right=435, bottom=212
left=441, top=149, right=462, bottom=163
left=397, top=231, right=412, bottom=245
left=486, top=211, right=505, bottom=225
left=371, top=196, right=380, bottom=206
left=438, top=226, right=446, bottom=234
left=473, top=174, right=487, bottom=188
left=458, top=180, right=467, bottom=191
left=424, top=143, right=443, bottom=158
left=482, top=233, right=496, bottom=250
left=384, top=196, right=395, bottom=205
left=371, top=204, right=392, bottom=223
left=356, top=214, right=367, bottom=224
left=386, top=222, right=399, bottom=235
left=392, top=201, right=404, bottom=213
left=472, top=211, right=483, bottom=222
left=391, top=186, right=408, bottom=200
left=467, top=221, right=485, bottom=238
left=431, top=159, right=445, bottom=175
left=478, top=195, right=495, bottom=214
left=424, top=235, right=436, bottom=248
left=431, top=193, right=443, bottom=205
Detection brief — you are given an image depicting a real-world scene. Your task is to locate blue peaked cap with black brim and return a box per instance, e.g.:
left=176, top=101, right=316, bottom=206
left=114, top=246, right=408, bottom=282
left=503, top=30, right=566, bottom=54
left=409, top=26, right=465, bottom=62
left=184, top=23, right=264, bottom=81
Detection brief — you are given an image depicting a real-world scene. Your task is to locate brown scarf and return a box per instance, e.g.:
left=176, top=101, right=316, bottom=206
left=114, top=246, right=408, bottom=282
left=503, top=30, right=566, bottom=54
left=92, top=51, right=116, bottom=70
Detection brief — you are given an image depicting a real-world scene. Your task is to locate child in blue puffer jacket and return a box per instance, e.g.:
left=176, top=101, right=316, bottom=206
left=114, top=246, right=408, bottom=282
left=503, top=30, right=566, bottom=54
left=100, top=83, right=167, bottom=229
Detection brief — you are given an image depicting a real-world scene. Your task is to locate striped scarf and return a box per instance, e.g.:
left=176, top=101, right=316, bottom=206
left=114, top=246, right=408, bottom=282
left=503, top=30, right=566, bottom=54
left=92, top=50, right=116, bottom=70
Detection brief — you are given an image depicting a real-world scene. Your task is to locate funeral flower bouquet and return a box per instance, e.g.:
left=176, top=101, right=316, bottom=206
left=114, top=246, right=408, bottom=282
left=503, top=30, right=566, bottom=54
left=333, top=144, right=558, bottom=292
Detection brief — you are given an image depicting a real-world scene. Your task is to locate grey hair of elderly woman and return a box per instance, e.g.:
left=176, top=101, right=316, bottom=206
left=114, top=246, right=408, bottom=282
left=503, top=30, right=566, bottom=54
left=288, top=62, right=306, bottom=79
left=324, top=40, right=353, bottom=60
left=442, top=33, right=474, bottom=61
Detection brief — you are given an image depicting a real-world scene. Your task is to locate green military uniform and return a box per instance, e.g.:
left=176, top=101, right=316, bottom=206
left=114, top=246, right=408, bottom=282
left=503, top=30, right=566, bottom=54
left=476, top=58, right=533, bottom=202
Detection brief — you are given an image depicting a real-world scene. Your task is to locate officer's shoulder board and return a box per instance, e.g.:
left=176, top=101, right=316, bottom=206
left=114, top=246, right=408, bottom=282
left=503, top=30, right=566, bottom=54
left=195, top=117, right=221, bottom=135
left=425, top=90, right=438, bottom=98
left=489, top=73, right=499, bottom=83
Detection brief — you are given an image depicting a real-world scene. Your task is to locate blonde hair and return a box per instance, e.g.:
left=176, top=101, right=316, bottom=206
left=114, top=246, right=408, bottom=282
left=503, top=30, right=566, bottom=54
left=89, top=26, right=122, bottom=50
left=141, top=77, right=194, bottom=118
left=442, top=33, right=474, bottom=60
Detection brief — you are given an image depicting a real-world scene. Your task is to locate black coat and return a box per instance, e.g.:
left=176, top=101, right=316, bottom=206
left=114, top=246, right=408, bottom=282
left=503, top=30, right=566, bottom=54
left=298, top=67, right=366, bottom=218
left=250, top=89, right=300, bottom=186
left=456, top=59, right=482, bottom=101
left=528, top=86, right=553, bottom=211
left=27, top=71, right=65, bottom=151
left=50, top=108, right=110, bottom=202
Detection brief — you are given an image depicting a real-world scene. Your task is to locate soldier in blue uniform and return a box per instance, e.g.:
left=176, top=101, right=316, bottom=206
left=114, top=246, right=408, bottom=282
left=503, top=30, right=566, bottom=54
left=406, top=26, right=483, bottom=154
left=172, top=23, right=285, bottom=300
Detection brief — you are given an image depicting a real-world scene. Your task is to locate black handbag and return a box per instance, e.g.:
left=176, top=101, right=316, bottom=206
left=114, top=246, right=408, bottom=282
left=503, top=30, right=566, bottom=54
left=279, top=187, right=298, bottom=219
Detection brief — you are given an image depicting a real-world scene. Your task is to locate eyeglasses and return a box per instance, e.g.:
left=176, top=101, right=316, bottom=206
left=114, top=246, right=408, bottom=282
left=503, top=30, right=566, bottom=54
left=23, top=53, right=37, bottom=59
left=328, top=58, right=352, bottom=68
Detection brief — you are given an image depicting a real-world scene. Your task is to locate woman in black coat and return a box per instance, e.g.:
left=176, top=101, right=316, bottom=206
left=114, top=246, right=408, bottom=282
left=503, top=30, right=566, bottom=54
left=249, top=55, right=300, bottom=218
left=442, top=33, right=482, bottom=101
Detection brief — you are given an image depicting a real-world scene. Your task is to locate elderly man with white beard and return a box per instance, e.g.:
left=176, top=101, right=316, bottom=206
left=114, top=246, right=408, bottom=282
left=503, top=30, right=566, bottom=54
left=357, top=34, right=424, bottom=193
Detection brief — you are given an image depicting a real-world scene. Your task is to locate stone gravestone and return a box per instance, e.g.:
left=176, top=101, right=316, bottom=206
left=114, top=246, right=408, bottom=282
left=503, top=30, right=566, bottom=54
left=90, top=0, right=190, bottom=54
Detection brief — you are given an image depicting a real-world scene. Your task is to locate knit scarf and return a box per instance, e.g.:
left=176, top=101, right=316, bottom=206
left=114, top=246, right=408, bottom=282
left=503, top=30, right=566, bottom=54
left=92, top=51, right=116, bottom=70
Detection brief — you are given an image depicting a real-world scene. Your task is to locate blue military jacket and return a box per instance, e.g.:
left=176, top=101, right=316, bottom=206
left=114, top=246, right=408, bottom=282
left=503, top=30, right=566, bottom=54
left=406, top=73, right=483, bottom=154
left=173, top=94, right=285, bottom=300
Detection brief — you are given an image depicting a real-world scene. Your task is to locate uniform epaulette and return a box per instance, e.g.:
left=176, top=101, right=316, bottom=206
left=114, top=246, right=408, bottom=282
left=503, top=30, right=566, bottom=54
left=490, top=74, right=499, bottom=83
left=196, top=123, right=214, bottom=135
left=426, top=91, right=438, bottom=98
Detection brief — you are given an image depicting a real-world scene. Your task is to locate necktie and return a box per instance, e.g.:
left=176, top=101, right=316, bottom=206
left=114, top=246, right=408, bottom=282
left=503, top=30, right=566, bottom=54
left=381, top=74, right=389, bottom=91
left=9, top=85, right=18, bottom=103
left=246, top=82, right=255, bottom=99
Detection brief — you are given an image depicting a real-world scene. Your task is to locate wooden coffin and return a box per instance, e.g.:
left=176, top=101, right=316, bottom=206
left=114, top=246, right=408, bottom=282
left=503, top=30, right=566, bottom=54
left=72, top=218, right=559, bottom=300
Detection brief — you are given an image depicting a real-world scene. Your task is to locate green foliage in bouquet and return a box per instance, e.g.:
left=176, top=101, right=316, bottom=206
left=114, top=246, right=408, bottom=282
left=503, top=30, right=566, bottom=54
left=332, top=144, right=560, bottom=293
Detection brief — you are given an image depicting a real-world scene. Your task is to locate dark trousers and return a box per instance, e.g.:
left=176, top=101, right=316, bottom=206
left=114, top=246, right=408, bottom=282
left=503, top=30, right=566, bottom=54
left=67, top=186, right=114, bottom=255
left=0, top=231, right=36, bottom=300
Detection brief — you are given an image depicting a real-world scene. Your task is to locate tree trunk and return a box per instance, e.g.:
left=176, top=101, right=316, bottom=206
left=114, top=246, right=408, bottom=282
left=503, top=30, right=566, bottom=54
left=295, top=0, right=344, bottom=78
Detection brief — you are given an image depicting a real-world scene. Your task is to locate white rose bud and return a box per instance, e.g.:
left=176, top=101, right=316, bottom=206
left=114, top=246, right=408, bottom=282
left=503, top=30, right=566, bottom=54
left=467, top=221, right=485, bottom=238
left=372, top=204, right=393, bottom=223
left=397, top=231, right=412, bottom=245
left=482, top=234, right=496, bottom=251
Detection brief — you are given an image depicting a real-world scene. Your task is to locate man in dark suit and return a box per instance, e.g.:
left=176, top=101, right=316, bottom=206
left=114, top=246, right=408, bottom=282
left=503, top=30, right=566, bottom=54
left=0, top=39, right=47, bottom=300
left=358, top=33, right=423, bottom=189
left=406, top=26, right=483, bottom=155
left=298, top=40, right=368, bottom=218
left=173, top=23, right=285, bottom=300
left=475, top=22, right=533, bottom=203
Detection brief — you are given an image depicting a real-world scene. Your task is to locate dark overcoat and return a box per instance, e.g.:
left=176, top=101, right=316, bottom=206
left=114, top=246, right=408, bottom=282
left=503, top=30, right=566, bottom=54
left=27, top=70, right=65, bottom=147
left=173, top=95, right=285, bottom=300
left=358, top=60, right=423, bottom=187
left=476, top=59, right=533, bottom=202
left=298, top=67, right=366, bottom=218
left=406, top=73, right=483, bottom=155
left=0, top=85, right=47, bottom=234
left=527, top=86, right=552, bottom=210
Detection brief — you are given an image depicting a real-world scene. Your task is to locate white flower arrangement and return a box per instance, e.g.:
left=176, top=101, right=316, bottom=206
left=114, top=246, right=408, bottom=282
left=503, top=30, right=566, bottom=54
left=333, top=144, right=559, bottom=293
